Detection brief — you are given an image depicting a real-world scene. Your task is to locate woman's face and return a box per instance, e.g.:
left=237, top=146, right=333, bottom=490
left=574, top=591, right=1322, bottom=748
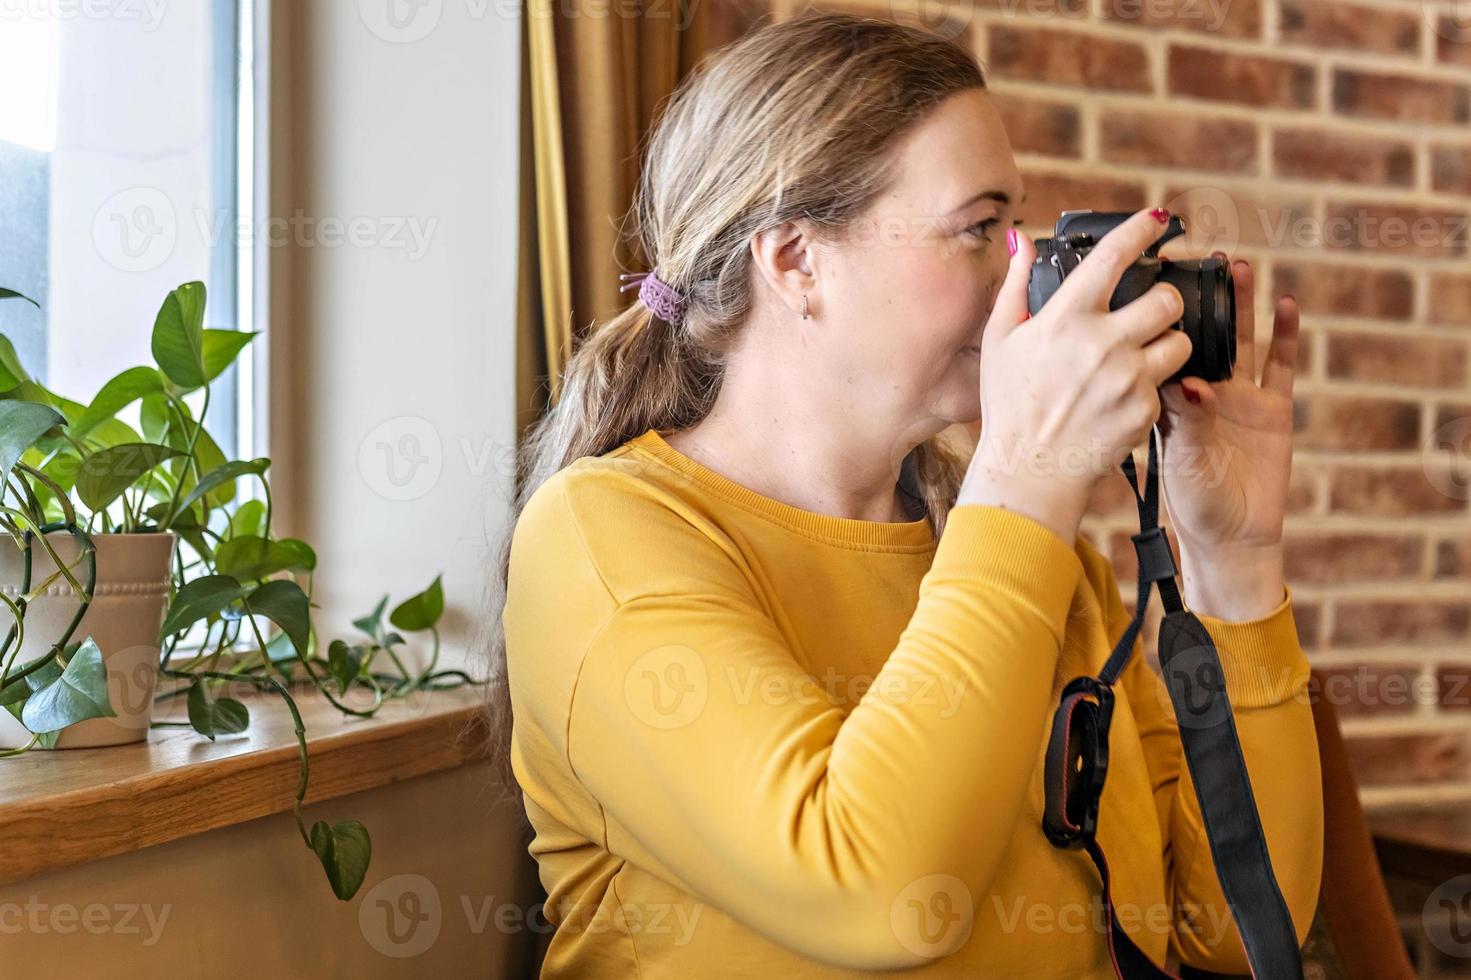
left=811, top=88, right=1023, bottom=436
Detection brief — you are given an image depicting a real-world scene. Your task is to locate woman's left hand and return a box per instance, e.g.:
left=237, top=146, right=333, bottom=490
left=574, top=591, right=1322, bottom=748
left=1156, top=256, right=1299, bottom=621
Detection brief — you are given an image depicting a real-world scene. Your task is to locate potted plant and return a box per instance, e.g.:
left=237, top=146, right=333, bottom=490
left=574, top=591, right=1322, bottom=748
left=0, top=282, right=481, bottom=900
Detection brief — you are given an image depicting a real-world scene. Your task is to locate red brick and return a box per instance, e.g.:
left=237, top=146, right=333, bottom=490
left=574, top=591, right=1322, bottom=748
left=1438, top=538, right=1471, bottom=578
left=1325, top=333, right=1468, bottom=389
left=1321, top=202, right=1470, bottom=259
left=1287, top=464, right=1317, bottom=514
left=1294, top=600, right=1322, bottom=649
left=1439, top=665, right=1471, bottom=711
left=1279, top=0, right=1420, bottom=56
left=1016, top=170, right=1147, bottom=229
left=1099, top=110, right=1257, bottom=174
left=990, top=92, right=1080, bottom=158
left=1429, top=275, right=1471, bottom=328
left=1433, top=144, right=1471, bottom=196
left=1438, top=16, right=1471, bottom=68
left=1333, top=600, right=1471, bottom=645
left=1100, top=0, right=1261, bottom=37
left=1293, top=394, right=1421, bottom=451
left=988, top=25, right=1152, bottom=93
left=1272, top=263, right=1413, bottom=319
left=1169, top=45, right=1315, bottom=110
left=1433, top=403, right=1471, bottom=433
left=1273, top=128, right=1414, bottom=188
left=1344, top=732, right=1471, bottom=787
left=1310, top=664, right=1425, bottom=718
left=1283, top=533, right=1423, bottom=584
left=1333, top=68, right=1471, bottom=125
left=1329, top=466, right=1468, bottom=517
left=1441, top=667, right=1471, bottom=710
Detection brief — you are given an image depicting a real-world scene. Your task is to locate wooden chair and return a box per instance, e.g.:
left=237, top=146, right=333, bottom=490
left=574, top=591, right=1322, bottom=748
left=1301, top=667, right=1417, bottom=979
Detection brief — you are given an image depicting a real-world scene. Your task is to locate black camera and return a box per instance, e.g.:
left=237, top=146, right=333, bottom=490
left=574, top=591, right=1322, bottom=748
left=1026, top=210, right=1236, bottom=384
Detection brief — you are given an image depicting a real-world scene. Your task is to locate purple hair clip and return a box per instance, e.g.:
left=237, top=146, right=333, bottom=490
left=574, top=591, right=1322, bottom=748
left=618, top=268, right=688, bottom=325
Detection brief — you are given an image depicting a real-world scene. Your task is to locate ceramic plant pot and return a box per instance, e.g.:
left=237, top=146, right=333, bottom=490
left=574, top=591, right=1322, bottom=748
left=0, top=530, right=177, bottom=748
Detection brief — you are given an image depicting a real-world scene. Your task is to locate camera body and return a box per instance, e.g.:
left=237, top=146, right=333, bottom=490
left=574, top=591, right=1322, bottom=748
left=1026, top=210, right=1236, bottom=384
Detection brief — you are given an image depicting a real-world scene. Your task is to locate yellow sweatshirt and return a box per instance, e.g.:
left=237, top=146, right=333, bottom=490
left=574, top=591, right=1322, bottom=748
left=503, top=427, right=1323, bottom=978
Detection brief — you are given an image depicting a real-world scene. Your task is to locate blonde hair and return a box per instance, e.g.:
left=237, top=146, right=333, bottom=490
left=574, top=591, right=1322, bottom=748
left=480, top=11, right=987, bottom=818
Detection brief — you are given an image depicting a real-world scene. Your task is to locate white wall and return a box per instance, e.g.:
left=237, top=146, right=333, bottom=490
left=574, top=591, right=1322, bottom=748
left=270, top=0, right=522, bottom=658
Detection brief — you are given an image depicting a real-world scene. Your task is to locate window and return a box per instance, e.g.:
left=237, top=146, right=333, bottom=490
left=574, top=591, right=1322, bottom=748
left=0, top=0, right=262, bottom=461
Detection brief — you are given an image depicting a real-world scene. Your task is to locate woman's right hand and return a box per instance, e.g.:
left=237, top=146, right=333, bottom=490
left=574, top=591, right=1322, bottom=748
left=958, top=208, right=1194, bottom=547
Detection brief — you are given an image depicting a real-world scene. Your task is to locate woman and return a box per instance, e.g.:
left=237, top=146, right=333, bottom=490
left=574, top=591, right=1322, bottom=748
left=489, top=12, right=1322, bottom=977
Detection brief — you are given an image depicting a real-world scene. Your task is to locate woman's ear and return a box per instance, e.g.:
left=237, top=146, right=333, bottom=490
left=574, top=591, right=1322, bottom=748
left=750, top=219, right=819, bottom=320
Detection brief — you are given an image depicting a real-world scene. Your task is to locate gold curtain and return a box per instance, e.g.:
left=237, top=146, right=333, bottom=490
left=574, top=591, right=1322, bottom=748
left=515, top=0, right=718, bottom=438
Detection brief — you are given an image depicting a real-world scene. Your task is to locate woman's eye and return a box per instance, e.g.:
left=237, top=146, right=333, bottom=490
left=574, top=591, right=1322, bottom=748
left=964, top=218, right=1000, bottom=241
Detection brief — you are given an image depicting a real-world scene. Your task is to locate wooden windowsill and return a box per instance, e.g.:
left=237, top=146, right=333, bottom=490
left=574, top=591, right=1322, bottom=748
left=0, top=680, right=490, bottom=886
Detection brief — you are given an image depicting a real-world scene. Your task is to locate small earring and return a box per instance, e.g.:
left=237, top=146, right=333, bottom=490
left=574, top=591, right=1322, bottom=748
left=801, top=294, right=809, bottom=320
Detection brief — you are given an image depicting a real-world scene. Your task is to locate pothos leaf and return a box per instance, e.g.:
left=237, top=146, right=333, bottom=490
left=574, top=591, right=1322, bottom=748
left=20, top=638, right=115, bottom=734
left=186, top=681, right=249, bottom=741
left=309, top=819, right=371, bottom=901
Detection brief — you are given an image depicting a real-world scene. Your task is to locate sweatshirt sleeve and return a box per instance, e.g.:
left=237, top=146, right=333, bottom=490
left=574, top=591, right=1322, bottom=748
left=1115, top=577, right=1324, bottom=974
left=543, top=483, right=1085, bottom=972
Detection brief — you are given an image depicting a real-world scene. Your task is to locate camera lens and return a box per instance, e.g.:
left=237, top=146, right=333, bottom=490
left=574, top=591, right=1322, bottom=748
left=1158, top=257, right=1236, bottom=384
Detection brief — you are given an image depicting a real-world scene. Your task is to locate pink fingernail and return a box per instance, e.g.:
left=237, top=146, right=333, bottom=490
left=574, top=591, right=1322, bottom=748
left=1150, top=207, right=1170, bottom=224
left=1006, top=228, right=1018, bottom=256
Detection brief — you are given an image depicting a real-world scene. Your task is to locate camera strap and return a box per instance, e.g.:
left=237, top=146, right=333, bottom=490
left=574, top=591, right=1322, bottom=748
left=1040, top=429, right=1303, bottom=980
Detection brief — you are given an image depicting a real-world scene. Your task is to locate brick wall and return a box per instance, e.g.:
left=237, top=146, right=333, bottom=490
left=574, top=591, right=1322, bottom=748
left=702, top=0, right=1471, bottom=970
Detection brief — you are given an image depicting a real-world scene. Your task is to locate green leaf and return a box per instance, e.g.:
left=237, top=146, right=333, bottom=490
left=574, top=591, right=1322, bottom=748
left=185, top=681, right=249, bottom=741
left=276, top=538, right=316, bottom=573
left=352, top=595, right=388, bottom=640
left=20, top=638, right=116, bottom=734
left=215, top=534, right=311, bottom=581
left=86, top=417, right=145, bottom=450
left=139, top=392, right=171, bottom=443
left=159, top=574, right=249, bottom=640
left=247, top=579, right=310, bottom=658
left=151, top=282, right=208, bottom=390
left=0, top=288, right=39, bottom=308
left=309, top=819, right=372, bottom=901
left=0, top=334, right=33, bottom=393
left=0, top=401, right=66, bottom=481
left=229, top=498, right=267, bottom=539
left=200, top=329, right=257, bottom=385
left=171, top=457, right=268, bottom=523
left=76, top=442, right=183, bottom=513
left=165, top=418, right=232, bottom=509
left=327, top=640, right=364, bottom=694
left=389, top=575, right=444, bottom=632
left=73, top=366, right=165, bottom=438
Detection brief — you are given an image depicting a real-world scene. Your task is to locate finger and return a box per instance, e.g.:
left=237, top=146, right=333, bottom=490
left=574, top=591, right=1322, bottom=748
left=1261, top=294, right=1300, bottom=397
left=1230, top=258, right=1258, bottom=383
left=1051, top=207, right=1174, bottom=311
left=1140, top=327, right=1194, bottom=386
left=984, top=227, right=1037, bottom=341
left=1106, top=281, right=1186, bottom=348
